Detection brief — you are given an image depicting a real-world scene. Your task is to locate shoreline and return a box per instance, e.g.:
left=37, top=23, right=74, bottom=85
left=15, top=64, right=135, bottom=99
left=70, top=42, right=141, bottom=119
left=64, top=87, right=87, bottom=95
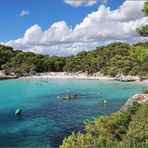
left=0, top=72, right=148, bottom=82
left=19, top=72, right=115, bottom=80
left=18, top=72, right=148, bottom=82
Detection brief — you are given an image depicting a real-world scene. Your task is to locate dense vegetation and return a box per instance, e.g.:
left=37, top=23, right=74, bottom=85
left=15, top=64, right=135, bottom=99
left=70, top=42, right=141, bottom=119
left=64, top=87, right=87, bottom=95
left=0, top=45, right=66, bottom=75
left=60, top=102, right=148, bottom=148
left=0, top=42, right=148, bottom=77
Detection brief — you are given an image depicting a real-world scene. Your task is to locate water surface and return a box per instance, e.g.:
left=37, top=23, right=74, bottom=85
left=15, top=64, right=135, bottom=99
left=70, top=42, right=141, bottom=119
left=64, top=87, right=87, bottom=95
left=0, top=79, right=147, bottom=147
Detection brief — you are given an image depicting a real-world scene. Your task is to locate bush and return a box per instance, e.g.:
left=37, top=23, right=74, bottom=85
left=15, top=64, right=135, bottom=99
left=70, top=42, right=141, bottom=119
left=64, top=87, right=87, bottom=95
left=60, top=103, right=148, bottom=148
left=142, top=89, right=148, bottom=94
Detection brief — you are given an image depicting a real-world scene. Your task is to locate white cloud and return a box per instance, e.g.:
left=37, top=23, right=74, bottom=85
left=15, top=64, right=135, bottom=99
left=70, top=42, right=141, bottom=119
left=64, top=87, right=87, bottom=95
left=109, top=1, right=145, bottom=21
left=64, top=0, right=108, bottom=7
left=64, top=0, right=97, bottom=7
left=71, top=2, right=147, bottom=42
left=20, top=10, right=29, bottom=16
left=2, top=1, right=147, bottom=56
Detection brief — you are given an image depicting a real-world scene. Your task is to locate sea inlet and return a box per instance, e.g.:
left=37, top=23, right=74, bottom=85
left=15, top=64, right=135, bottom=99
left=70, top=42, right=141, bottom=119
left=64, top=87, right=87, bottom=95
left=0, top=79, right=148, bottom=147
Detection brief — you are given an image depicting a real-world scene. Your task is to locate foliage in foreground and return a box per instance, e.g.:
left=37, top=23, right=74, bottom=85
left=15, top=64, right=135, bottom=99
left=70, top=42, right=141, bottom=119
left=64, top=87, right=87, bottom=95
left=60, top=102, right=148, bottom=148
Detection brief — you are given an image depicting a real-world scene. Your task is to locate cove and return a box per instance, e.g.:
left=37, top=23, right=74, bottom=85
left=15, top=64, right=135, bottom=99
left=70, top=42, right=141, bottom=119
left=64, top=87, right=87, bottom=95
left=0, top=79, right=148, bottom=147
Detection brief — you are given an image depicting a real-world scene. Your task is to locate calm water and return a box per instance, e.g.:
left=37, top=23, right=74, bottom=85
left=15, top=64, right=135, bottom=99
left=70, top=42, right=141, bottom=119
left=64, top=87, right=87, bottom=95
left=0, top=79, right=148, bottom=147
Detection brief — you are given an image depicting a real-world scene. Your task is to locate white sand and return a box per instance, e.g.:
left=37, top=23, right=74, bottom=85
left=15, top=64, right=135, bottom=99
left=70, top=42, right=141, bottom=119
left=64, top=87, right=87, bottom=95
left=20, top=72, right=115, bottom=80
left=19, top=72, right=148, bottom=82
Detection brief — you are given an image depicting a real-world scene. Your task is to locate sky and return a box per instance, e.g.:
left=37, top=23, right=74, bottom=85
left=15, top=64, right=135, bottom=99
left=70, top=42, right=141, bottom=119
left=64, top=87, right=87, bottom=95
left=0, top=0, right=147, bottom=56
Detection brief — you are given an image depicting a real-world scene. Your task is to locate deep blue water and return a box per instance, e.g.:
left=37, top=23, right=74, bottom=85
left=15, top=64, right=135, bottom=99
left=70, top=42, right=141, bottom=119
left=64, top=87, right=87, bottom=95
left=0, top=79, right=148, bottom=147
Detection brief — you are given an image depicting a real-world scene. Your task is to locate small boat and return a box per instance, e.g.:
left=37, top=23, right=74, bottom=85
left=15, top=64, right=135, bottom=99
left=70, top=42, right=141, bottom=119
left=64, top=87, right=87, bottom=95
left=15, top=108, right=23, bottom=116
left=58, top=94, right=80, bottom=100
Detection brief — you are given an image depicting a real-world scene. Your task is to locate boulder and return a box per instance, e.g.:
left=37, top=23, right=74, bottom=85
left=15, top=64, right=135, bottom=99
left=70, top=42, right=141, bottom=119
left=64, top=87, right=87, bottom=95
left=115, top=74, right=140, bottom=82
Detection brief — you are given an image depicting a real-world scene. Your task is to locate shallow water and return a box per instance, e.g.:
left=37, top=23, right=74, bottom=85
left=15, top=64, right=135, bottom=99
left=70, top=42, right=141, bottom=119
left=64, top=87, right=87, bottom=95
left=0, top=79, right=147, bottom=147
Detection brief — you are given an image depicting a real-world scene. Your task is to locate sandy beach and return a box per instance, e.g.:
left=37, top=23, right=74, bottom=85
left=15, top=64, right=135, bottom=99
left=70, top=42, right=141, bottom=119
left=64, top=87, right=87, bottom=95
left=1, top=71, right=147, bottom=82
left=19, top=72, right=115, bottom=80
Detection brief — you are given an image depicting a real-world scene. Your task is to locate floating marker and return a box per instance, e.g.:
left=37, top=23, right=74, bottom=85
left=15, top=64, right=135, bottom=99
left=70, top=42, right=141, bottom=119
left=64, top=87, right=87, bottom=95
left=15, top=108, right=23, bottom=116
left=104, top=100, right=107, bottom=104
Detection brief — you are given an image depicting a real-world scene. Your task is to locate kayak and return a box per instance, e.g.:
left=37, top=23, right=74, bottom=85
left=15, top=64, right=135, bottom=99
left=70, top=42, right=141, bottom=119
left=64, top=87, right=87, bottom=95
left=58, top=94, right=79, bottom=100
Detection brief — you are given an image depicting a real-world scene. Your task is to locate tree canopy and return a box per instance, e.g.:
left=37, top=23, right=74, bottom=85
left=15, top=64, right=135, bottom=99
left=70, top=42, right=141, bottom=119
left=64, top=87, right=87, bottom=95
left=0, top=41, right=148, bottom=77
left=137, top=2, right=148, bottom=38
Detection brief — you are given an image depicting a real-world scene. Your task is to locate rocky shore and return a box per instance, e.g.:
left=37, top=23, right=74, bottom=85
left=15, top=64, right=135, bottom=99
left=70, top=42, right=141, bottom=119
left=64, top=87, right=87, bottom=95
left=0, top=71, right=18, bottom=80
left=0, top=76, right=18, bottom=80
left=120, top=93, right=148, bottom=111
left=115, top=74, right=140, bottom=82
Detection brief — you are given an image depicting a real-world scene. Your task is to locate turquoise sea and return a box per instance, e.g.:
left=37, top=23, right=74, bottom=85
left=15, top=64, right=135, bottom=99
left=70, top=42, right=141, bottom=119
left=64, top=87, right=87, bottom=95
left=0, top=79, right=148, bottom=147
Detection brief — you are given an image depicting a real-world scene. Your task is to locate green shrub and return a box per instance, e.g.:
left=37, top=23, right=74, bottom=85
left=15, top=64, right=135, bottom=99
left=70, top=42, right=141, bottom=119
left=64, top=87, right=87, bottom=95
left=60, top=103, right=148, bottom=148
left=142, top=89, right=148, bottom=94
